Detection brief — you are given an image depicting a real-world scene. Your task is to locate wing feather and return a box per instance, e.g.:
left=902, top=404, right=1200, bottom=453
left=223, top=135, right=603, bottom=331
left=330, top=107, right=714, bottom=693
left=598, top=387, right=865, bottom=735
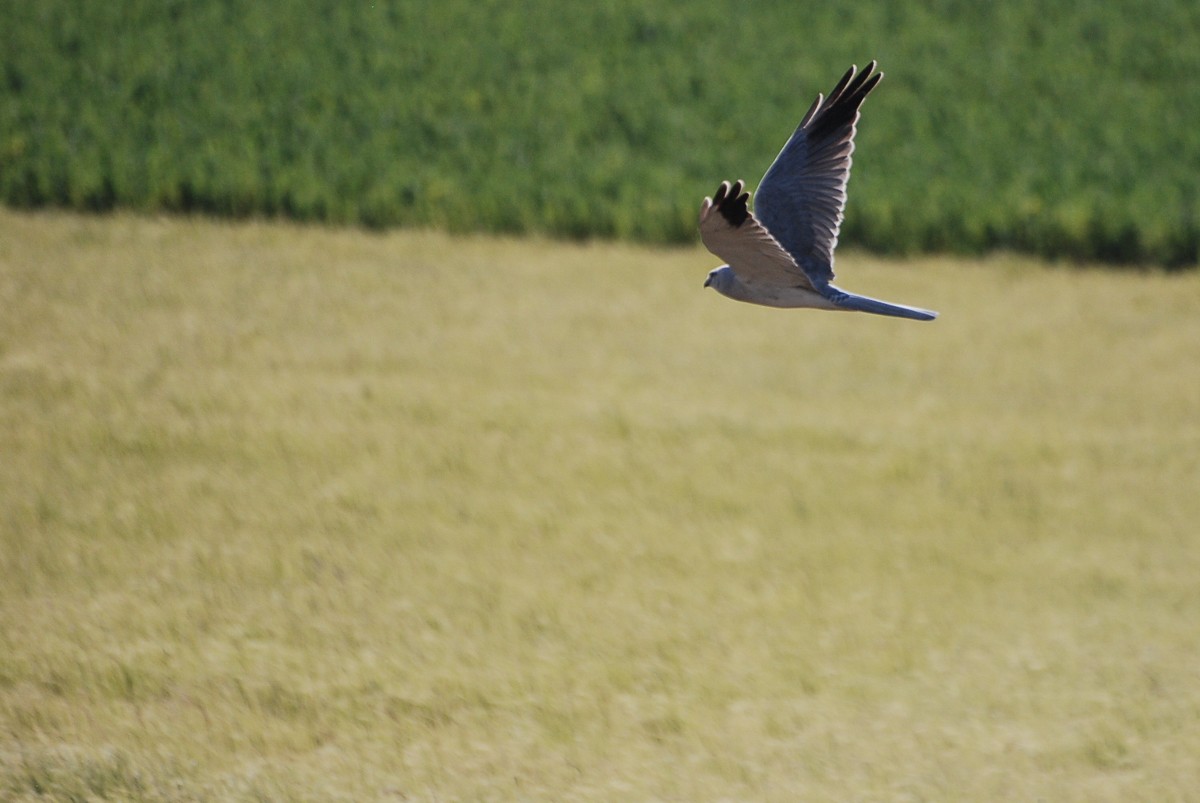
left=698, top=180, right=817, bottom=291
left=753, top=62, right=883, bottom=286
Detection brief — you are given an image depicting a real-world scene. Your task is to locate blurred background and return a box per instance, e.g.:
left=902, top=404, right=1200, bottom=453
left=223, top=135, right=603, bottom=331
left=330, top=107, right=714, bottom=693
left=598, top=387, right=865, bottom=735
left=5, top=3, right=1200, bottom=798
left=3, top=0, right=1199, bottom=265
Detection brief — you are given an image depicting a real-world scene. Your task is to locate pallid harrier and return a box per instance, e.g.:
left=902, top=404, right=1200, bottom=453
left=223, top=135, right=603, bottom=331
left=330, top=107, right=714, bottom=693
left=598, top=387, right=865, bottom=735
left=699, top=62, right=937, bottom=321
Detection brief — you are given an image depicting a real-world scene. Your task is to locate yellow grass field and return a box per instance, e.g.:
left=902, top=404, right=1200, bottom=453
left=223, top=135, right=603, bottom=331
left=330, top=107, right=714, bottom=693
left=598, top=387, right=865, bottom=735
left=2, top=209, right=1199, bottom=800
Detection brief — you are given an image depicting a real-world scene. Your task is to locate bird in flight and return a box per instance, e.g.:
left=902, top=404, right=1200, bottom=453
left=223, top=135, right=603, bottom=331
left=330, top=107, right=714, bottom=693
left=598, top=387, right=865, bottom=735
left=699, top=62, right=937, bottom=321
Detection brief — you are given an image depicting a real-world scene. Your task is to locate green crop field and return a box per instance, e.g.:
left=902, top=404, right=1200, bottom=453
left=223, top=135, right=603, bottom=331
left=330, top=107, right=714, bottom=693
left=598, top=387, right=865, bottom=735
left=3, top=0, right=1200, bottom=265
left=2, top=209, right=1199, bottom=799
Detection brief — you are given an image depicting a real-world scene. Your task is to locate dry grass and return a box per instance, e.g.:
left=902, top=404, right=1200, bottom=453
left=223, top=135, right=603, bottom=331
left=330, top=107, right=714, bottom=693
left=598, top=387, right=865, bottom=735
left=2, top=209, right=1199, bottom=800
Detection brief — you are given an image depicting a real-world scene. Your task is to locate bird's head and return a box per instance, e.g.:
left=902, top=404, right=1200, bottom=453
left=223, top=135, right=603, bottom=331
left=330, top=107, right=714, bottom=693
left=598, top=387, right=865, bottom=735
left=704, top=266, right=734, bottom=291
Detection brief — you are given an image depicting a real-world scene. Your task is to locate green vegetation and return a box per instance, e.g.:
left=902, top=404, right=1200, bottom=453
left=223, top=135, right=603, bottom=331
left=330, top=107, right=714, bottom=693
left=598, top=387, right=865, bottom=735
left=2, top=1, right=1200, bottom=264
left=3, top=209, right=1200, bottom=799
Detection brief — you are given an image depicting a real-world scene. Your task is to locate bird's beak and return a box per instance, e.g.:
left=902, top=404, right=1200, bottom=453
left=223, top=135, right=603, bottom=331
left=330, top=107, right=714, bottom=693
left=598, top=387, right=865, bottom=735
left=703, top=276, right=711, bottom=288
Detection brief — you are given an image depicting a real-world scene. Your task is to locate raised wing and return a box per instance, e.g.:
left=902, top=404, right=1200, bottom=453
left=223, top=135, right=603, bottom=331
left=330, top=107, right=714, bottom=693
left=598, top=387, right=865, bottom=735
left=698, top=180, right=816, bottom=291
left=753, top=62, right=883, bottom=286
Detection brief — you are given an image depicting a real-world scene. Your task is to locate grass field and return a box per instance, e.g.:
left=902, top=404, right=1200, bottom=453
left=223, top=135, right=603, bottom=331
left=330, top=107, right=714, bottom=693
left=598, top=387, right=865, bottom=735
left=2, top=209, right=1200, bottom=800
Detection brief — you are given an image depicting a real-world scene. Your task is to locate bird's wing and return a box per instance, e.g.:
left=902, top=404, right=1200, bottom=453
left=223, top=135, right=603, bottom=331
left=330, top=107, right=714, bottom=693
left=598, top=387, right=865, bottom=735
left=698, top=180, right=817, bottom=291
left=753, top=62, right=883, bottom=287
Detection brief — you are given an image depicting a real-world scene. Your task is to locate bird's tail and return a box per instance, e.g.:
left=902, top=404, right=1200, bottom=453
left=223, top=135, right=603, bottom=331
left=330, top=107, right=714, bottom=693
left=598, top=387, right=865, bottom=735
left=829, top=290, right=938, bottom=321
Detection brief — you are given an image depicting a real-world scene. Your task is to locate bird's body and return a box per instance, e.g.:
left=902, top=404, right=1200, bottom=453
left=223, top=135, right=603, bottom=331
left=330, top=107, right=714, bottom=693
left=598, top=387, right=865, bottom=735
left=699, top=62, right=937, bottom=322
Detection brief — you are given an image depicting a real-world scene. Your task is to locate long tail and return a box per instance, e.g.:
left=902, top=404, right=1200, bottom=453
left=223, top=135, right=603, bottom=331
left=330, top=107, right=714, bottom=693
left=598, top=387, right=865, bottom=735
left=827, top=289, right=938, bottom=321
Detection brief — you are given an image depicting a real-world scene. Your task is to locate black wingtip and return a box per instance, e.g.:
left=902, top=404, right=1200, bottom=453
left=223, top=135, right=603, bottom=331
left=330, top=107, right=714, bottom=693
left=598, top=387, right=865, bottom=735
left=711, top=180, right=750, bottom=227
left=802, top=61, right=884, bottom=142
